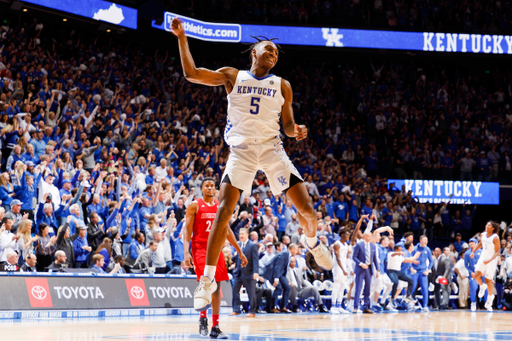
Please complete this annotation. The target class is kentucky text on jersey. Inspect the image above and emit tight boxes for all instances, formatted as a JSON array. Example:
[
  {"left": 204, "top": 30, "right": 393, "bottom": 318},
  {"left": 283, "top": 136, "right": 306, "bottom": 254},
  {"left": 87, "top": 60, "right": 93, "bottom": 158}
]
[{"left": 236, "top": 86, "right": 278, "bottom": 97}]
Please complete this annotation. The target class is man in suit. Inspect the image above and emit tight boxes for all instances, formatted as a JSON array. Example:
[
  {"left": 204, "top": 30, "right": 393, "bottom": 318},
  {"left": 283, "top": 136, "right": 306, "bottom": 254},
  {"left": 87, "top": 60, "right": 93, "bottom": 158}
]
[
  {"left": 170, "top": 260, "right": 194, "bottom": 275},
  {"left": 133, "top": 241, "right": 158, "bottom": 272},
  {"left": 430, "top": 247, "right": 442, "bottom": 309},
  {"left": 287, "top": 257, "right": 328, "bottom": 313},
  {"left": 264, "top": 243, "right": 298, "bottom": 313},
  {"left": 353, "top": 231, "right": 379, "bottom": 313},
  {"left": 20, "top": 254, "right": 37, "bottom": 272},
  {"left": 437, "top": 247, "right": 454, "bottom": 309},
  {"left": 230, "top": 228, "right": 259, "bottom": 317}
]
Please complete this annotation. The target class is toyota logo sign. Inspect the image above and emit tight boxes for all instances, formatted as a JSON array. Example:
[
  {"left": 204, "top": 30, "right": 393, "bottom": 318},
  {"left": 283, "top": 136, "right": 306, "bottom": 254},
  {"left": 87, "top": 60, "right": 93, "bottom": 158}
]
[
  {"left": 130, "top": 286, "right": 145, "bottom": 299},
  {"left": 31, "top": 286, "right": 47, "bottom": 300}
]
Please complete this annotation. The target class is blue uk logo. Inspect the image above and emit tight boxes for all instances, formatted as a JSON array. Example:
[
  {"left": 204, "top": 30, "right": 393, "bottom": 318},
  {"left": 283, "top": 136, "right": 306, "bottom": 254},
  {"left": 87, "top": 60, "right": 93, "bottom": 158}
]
[{"left": 278, "top": 176, "right": 287, "bottom": 186}]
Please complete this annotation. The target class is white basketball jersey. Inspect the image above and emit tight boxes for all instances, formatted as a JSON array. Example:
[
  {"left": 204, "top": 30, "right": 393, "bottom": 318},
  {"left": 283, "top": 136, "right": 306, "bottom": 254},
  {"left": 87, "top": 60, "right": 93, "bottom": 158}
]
[
  {"left": 332, "top": 241, "right": 348, "bottom": 275},
  {"left": 225, "top": 70, "right": 285, "bottom": 146},
  {"left": 481, "top": 232, "right": 498, "bottom": 260}
]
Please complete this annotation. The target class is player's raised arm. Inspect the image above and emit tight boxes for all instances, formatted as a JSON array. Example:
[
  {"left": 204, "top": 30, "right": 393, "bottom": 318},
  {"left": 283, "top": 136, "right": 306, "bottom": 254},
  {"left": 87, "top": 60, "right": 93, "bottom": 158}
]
[
  {"left": 281, "top": 79, "right": 307, "bottom": 140},
  {"left": 170, "top": 18, "right": 237, "bottom": 87}
]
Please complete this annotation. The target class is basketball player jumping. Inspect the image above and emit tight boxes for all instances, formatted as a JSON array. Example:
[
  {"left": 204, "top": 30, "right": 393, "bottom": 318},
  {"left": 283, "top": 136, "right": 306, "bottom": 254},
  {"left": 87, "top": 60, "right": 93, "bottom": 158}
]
[
  {"left": 170, "top": 18, "right": 334, "bottom": 312},
  {"left": 470, "top": 221, "right": 501, "bottom": 312},
  {"left": 183, "top": 178, "right": 247, "bottom": 339}
]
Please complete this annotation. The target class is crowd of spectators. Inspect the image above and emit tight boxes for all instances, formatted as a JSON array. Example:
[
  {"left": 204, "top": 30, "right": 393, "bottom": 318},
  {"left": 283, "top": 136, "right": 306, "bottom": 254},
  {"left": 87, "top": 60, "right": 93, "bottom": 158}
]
[
  {"left": 188, "top": 0, "right": 512, "bottom": 34},
  {"left": 0, "top": 14, "right": 510, "bottom": 307}
]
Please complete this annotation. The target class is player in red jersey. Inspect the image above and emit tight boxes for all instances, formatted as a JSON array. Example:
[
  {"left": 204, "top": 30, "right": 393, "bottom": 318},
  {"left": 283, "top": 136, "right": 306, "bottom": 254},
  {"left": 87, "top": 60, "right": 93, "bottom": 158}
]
[{"left": 183, "top": 177, "right": 247, "bottom": 339}]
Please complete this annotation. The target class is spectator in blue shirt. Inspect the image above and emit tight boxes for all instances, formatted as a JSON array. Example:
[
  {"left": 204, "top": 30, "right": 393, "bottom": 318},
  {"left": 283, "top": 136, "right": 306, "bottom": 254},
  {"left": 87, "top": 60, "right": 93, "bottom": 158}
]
[
  {"left": 68, "top": 203, "right": 86, "bottom": 235},
  {"left": 91, "top": 254, "right": 120, "bottom": 274},
  {"left": 276, "top": 205, "right": 287, "bottom": 241},
  {"left": 453, "top": 233, "right": 466, "bottom": 253},
  {"left": 72, "top": 225, "right": 91, "bottom": 268}
]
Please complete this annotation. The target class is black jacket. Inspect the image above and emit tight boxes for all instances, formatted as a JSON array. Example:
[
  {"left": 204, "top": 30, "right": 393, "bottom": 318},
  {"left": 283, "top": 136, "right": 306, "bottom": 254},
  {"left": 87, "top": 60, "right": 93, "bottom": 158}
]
[
  {"left": 87, "top": 222, "right": 106, "bottom": 251},
  {"left": 55, "top": 221, "right": 79, "bottom": 266}
]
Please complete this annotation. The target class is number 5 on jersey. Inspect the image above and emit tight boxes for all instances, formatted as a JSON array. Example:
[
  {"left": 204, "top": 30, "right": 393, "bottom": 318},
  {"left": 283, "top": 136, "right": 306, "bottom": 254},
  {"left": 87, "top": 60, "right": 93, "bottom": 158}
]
[{"left": 250, "top": 97, "right": 260, "bottom": 115}]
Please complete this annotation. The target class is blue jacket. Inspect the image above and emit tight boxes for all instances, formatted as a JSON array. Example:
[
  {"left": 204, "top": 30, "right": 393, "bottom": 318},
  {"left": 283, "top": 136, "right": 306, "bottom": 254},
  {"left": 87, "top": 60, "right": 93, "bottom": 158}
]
[
  {"left": 68, "top": 213, "right": 86, "bottom": 235},
  {"left": 98, "top": 248, "right": 110, "bottom": 270},
  {"left": 353, "top": 241, "right": 379, "bottom": 276},
  {"left": 464, "top": 248, "right": 483, "bottom": 274},
  {"left": 412, "top": 244, "right": 433, "bottom": 273},
  {"left": 170, "top": 220, "right": 184, "bottom": 262},
  {"left": 263, "top": 250, "right": 290, "bottom": 282},
  {"left": 72, "top": 235, "right": 90, "bottom": 262},
  {"left": 35, "top": 202, "right": 58, "bottom": 235},
  {"left": 401, "top": 249, "right": 413, "bottom": 273},
  {"left": 0, "top": 184, "right": 14, "bottom": 206},
  {"left": 377, "top": 243, "right": 388, "bottom": 273},
  {"left": 17, "top": 172, "right": 42, "bottom": 211}
]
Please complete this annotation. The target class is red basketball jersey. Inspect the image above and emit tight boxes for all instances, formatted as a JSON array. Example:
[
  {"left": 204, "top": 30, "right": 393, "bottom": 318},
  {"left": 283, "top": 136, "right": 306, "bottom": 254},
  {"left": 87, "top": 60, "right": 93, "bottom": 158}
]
[{"left": 191, "top": 198, "right": 218, "bottom": 246}]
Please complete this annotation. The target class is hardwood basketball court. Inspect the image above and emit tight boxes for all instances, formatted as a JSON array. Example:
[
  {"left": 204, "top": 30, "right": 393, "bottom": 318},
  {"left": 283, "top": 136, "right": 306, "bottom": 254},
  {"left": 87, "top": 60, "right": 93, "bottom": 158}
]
[{"left": 2, "top": 311, "right": 512, "bottom": 340}]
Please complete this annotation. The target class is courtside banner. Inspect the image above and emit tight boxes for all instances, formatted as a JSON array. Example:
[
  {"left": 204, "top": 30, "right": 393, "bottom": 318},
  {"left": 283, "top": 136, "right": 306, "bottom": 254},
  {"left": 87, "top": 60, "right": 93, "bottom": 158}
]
[
  {"left": 5, "top": 274, "right": 232, "bottom": 310},
  {"left": 153, "top": 11, "right": 512, "bottom": 54},
  {"left": 388, "top": 179, "right": 499, "bottom": 205}
]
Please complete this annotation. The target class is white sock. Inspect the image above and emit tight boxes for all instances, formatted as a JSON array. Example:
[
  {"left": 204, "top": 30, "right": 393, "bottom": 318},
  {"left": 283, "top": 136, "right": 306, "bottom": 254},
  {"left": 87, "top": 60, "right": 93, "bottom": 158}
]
[
  {"left": 204, "top": 265, "right": 217, "bottom": 281},
  {"left": 306, "top": 236, "right": 318, "bottom": 248}
]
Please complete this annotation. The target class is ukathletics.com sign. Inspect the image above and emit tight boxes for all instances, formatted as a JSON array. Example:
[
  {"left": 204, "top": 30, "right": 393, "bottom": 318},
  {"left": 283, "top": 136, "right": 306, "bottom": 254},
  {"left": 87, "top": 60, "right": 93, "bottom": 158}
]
[
  {"left": 152, "top": 11, "right": 512, "bottom": 55},
  {"left": 389, "top": 179, "right": 499, "bottom": 205},
  {"left": 163, "top": 12, "right": 241, "bottom": 43}
]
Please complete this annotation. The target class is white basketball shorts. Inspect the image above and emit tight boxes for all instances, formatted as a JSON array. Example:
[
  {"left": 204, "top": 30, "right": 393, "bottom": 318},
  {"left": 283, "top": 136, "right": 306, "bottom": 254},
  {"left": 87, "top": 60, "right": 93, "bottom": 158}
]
[
  {"left": 475, "top": 257, "right": 498, "bottom": 280},
  {"left": 222, "top": 137, "right": 303, "bottom": 195}
]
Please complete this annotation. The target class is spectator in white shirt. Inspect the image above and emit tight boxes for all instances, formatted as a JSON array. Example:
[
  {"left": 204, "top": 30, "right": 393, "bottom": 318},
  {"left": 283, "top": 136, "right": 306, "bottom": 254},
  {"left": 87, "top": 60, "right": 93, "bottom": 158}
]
[
  {"left": 0, "top": 217, "right": 20, "bottom": 262},
  {"left": 155, "top": 159, "right": 168, "bottom": 182},
  {"left": 454, "top": 254, "right": 469, "bottom": 308}
]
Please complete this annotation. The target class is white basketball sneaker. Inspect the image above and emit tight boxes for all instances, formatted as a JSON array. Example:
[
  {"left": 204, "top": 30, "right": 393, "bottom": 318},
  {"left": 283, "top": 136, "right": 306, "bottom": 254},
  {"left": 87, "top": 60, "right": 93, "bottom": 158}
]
[
  {"left": 307, "top": 239, "right": 334, "bottom": 270},
  {"left": 478, "top": 283, "right": 487, "bottom": 298},
  {"left": 471, "top": 302, "right": 477, "bottom": 312},
  {"left": 338, "top": 307, "right": 350, "bottom": 314},
  {"left": 330, "top": 307, "right": 340, "bottom": 314},
  {"left": 485, "top": 294, "right": 495, "bottom": 312},
  {"left": 194, "top": 276, "right": 217, "bottom": 312}
]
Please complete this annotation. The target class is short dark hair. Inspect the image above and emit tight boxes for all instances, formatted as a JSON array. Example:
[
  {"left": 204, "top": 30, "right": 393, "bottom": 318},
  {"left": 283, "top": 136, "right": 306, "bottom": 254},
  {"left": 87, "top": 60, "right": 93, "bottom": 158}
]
[
  {"left": 114, "top": 255, "right": 124, "bottom": 262},
  {"left": 274, "top": 242, "right": 282, "bottom": 249},
  {"left": 242, "top": 36, "right": 282, "bottom": 63},
  {"left": 404, "top": 241, "right": 413, "bottom": 250},
  {"left": 338, "top": 228, "right": 350, "bottom": 236},
  {"left": 201, "top": 177, "right": 216, "bottom": 187},
  {"left": 403, "top": 232, "right": 414, "bottom": 239},
  {"left": 394, "top": 245, "right": 402, "bottom": 251}
]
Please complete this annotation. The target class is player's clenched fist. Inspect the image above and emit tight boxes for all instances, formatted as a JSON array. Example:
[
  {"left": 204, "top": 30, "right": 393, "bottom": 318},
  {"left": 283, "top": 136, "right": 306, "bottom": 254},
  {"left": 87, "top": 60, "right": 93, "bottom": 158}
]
[
  {"left": 171, "top": 17, "right": 185, "bottom": 37},
  {"left": 294, "top": 124, "right": 308, "bottom": 141}
]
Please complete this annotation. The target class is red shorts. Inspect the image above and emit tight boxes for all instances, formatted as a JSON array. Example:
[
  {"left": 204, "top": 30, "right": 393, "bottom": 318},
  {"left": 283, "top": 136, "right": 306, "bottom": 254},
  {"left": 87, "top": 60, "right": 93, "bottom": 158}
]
[{"left": 192, "top": 243, "right": 229, "bottom": 282}]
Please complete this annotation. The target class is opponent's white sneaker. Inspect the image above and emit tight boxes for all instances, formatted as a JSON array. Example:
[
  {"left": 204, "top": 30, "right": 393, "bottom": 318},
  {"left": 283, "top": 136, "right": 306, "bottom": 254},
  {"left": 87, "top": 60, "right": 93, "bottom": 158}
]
[
  {"left": 307, "top": 240, "right": 334, "bottom": 270},
  {"left": 485, "top": 294, "right": 495, "bottom": 312},
  {"left": 478, "top": 283, "right": 487, "bottom": 298},
  {"left": 471, "top": 302, "right": 477, "bottom": 312},
  {"left": 194, "top": 276, "right": 217, "bottom": 312},
  {"left": 330, "top": 307, "right": 340, "bottom": 314}
]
